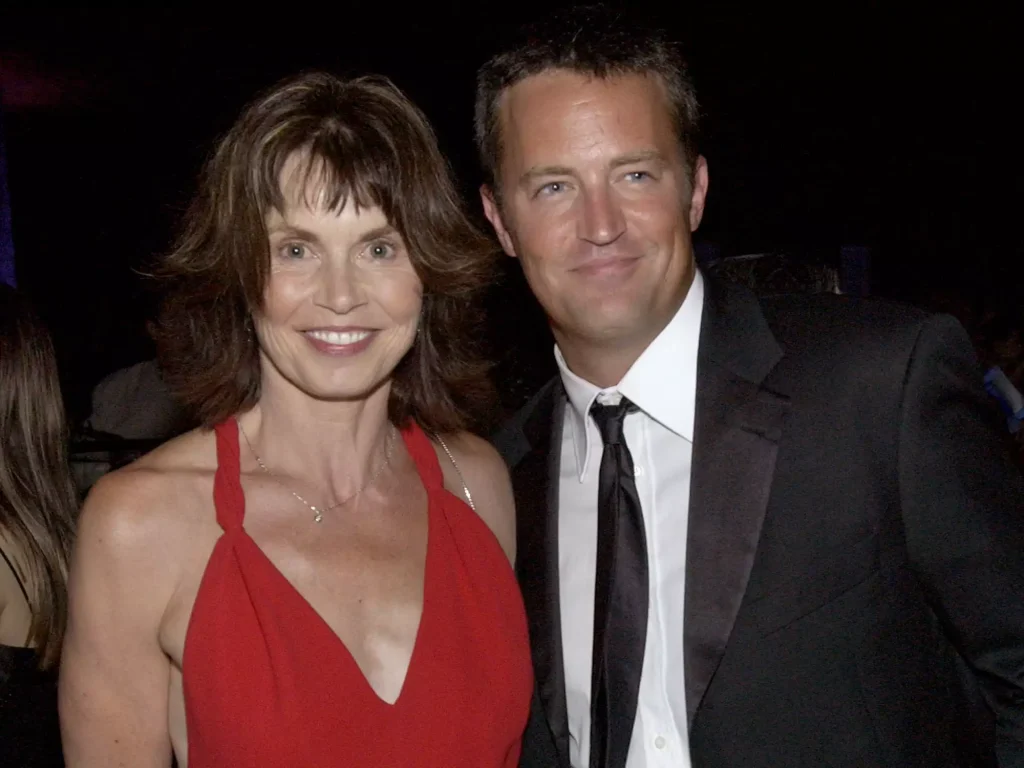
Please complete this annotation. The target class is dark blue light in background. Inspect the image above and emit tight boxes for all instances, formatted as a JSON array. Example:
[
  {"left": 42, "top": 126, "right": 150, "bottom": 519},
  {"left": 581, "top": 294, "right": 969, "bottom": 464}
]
[{"left": 0, "top": 91, "right": 15, "bottom": 287}]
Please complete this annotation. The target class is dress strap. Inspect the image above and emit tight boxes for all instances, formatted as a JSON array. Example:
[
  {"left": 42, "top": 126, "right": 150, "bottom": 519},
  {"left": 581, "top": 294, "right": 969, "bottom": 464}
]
[
  {"left": 0, "top": 544, "right": 30, "bottom": 605},
  {"left": 434, "top": 434, "right": 475, "bottom": 511},
  {"left": 213, "top": 419, "right": 246, "bottom": 531},
  {"left": 401, "top": 421, "right": 445, "bottom": 493}
]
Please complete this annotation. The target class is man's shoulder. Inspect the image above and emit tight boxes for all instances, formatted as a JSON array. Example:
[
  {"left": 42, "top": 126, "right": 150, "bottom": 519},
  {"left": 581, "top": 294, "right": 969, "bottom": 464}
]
[
  {"left": 760, "top": 291, "right": 928, "bottom": 334},
  {"left": 757, "top": 291, "right": 939, "bottom": 361}
]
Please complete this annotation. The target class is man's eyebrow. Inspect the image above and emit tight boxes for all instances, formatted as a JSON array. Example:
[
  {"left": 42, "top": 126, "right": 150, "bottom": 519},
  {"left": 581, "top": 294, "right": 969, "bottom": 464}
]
[
  {"left": 518, "top": 151, "right": 667, "bottom": 186},
  {"left": 609, "top": 150, "right": 667, "bottom": 168},
  {"left": 519, "top": 165, "right": 577, "bottom": 185}
]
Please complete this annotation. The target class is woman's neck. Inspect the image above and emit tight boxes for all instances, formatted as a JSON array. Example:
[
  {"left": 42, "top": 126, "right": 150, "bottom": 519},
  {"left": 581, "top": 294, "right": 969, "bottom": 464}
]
[{"left": 236, "top": 375, "right": 396, "bottom": 502}]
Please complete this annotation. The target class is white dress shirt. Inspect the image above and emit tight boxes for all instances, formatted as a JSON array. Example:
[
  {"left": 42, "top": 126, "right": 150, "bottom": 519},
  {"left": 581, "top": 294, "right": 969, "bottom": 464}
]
[{"left": 556, "top": 271, "right": 704, "bottom": 768}]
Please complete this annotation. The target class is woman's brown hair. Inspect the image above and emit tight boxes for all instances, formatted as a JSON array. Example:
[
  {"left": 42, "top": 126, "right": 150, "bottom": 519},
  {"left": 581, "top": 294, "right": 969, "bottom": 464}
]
[
  {"left": 0, "top": 284, "right": 77, "bottom": 669},
  {"left": 153, "top": 72, "right": 497, "bottom": 432}
]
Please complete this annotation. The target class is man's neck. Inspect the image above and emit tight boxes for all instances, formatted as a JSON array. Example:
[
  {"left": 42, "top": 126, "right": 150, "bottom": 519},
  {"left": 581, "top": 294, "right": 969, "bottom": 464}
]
[
  {"left": 553, "top": 275, "right": 697, "bottom": 388},
  {"left": 554, "top": 331, "right": 659, "bottom": 389}
]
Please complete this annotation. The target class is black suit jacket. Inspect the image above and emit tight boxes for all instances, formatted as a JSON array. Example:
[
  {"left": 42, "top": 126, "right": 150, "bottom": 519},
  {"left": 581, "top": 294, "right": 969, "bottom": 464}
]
[{"left": 494, "top": 278, "right": 1024, "bottom": 768}]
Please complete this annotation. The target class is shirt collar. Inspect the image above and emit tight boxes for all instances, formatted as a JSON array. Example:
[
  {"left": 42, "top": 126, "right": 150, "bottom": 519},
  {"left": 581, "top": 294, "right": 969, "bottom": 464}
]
[{"left": 555, "top": 270, "right": 705, "bottom": 481}]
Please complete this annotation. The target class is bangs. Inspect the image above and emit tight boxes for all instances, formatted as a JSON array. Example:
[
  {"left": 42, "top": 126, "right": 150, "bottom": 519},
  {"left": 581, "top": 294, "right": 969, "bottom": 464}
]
[
  {"left": 156, "top": 72, "right": 497, "bottom": 433},
  {"left": 251, "top": 123, "right": 401, "bottom": 222}
]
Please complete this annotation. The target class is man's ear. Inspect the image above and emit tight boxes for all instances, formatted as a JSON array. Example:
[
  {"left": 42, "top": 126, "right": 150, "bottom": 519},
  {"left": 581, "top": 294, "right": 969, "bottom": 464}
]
[
  {"left": 481, "top": 185, "right": 518, "bottom": 258},
  {"left": 687, "top": 155, "right": 709, "bottom": 232}
]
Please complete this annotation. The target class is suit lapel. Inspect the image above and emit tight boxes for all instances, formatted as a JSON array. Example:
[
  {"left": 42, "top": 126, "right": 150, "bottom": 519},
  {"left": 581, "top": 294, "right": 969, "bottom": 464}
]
[
  {"left": 513, "top": 382, "right": 571, "bottom": 766},
  {"left": 684, "top": 279, "right": 790, "bottom": 725}
]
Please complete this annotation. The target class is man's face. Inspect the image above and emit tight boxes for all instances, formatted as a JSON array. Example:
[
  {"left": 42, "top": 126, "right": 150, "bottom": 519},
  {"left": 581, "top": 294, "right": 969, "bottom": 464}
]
[{"left": 482, "top": 70, "right": 708, "bottom": 358}]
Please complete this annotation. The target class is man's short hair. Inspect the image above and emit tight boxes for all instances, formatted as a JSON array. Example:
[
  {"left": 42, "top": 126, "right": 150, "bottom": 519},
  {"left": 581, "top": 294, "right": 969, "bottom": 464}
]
[{"left": 474, "top": 4, "right": 700, "bottom": 188}]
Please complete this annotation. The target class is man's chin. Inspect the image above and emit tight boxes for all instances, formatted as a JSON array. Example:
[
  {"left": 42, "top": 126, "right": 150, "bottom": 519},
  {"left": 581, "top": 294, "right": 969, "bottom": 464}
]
[{"left": 573, "top": 301, "right": 647, "bottom": 334}]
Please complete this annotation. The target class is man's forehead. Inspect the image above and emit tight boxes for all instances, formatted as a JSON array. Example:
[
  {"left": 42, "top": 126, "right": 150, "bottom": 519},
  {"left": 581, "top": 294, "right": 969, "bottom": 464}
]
[
  {"left": 498, "top": 71, "right": 675, "bottom": 161},
  {"left": 501, "top": 69, "right": 666, "bottom": 114},
  {"left": 499, "top": 71, "right": 672, "bottom": 148}
]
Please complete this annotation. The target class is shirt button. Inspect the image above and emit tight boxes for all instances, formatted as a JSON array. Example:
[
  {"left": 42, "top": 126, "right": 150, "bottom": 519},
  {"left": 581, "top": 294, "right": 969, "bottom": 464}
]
[
  {"left": 654, "top": 736, "right": 666, "bottom": 749},
  {"left": 634, "top": 465, "right": 644, "bottom": 477}
]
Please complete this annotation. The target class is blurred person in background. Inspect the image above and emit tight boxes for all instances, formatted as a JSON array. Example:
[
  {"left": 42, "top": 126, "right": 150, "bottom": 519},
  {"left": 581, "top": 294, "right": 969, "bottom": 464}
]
[
  {"left": 920, "top": 288, "right": 1023, "bottom": 470},
  {"left": 1, "top": 283, "right": 77, "bottom": 767},
  {"left": 705, "top": 251, "right": 842, "bottom": 296}
]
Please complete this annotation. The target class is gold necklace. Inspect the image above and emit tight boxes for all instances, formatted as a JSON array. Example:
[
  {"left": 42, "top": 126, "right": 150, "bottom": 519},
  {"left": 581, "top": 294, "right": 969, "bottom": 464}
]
[{"left": 238, "top": 422, "right": 396, "bottom": 523}]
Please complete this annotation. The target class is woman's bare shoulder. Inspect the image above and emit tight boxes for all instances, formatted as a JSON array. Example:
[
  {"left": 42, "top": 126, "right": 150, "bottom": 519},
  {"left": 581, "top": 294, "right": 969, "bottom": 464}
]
[
  {"left": 78, "top": 426, "right": 220, "bottom": 560},
  {"left": 130, "top": 424, "right": 219, "bottom": 475},
  {"left": 432, "top": 431, "right": 516, "bottom": 563}
]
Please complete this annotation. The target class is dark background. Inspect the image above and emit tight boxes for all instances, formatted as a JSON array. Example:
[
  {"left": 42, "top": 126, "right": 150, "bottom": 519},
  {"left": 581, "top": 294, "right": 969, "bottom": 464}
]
[{"left": 1, "top": 3, "right": 1019, "bottom": 422}]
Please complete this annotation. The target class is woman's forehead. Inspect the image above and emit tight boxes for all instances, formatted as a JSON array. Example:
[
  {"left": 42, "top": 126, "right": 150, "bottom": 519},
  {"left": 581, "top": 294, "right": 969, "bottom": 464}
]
[{"left": 273, "top": 151, "right": 382, "bottom": 219}]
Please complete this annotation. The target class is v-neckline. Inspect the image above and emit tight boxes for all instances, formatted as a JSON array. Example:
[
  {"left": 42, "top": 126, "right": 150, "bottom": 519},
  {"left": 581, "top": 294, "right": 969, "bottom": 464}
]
[
  {"left": 233, "top": 424, "right": 434, "bottom": 709},
  {"left": 237, "top": 501, "right": 430, "bottom": 712},
  {"left": 238, "top": 502, "right": 432, "bottom": 709}
]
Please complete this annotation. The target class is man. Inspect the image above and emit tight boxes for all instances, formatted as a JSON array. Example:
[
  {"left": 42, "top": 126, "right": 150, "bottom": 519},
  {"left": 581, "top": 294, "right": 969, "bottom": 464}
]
[{"left": 476, "top": 5, "right": 1024, "bottom": 767}]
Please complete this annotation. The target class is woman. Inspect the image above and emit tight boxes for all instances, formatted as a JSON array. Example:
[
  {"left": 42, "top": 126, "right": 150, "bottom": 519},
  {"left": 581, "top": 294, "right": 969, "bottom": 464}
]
[
  {"left": 1, "top": 283, "right": 77, "bottom": 767},
  {"left": 59, "top": 72, "right": 532, "bottom": 767}
]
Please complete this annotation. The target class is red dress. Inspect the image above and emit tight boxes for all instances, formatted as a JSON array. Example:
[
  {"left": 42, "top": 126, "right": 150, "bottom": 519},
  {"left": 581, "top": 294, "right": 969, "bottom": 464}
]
[{"left": 182, "top": 419, "right": 533, "bottom": 767}]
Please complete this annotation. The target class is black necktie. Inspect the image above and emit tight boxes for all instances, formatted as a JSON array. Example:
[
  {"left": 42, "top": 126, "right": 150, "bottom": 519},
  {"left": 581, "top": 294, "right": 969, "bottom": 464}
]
[{"left": 588, "top": 398, "right": 648, "bottom": 768}]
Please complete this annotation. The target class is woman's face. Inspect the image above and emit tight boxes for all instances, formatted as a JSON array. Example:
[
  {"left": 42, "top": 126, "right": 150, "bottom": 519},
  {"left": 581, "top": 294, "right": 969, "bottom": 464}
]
[{"left": 254, "top": 154, "right": 423, "bottom": 404}]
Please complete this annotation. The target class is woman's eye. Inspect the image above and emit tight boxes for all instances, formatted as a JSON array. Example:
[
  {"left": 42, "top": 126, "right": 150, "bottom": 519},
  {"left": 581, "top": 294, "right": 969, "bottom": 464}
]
[{"left": 369, "top": 242, "right": 395, "bottom": 260}]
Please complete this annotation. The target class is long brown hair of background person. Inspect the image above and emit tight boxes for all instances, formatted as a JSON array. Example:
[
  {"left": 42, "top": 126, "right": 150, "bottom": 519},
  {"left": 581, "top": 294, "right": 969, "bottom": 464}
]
[{"left": 0, "top": 283, "right": 77, "bottom": 668}]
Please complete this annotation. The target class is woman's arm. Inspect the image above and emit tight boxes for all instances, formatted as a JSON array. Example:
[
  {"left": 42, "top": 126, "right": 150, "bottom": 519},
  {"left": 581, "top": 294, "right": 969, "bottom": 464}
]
[{"left": 59, "top": 471, "right": 178, "bottom": 767}]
